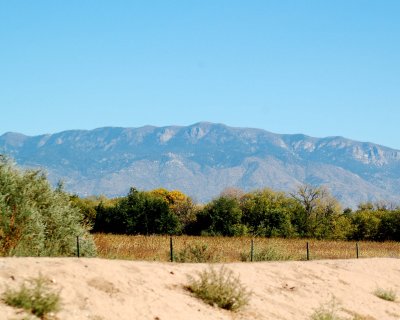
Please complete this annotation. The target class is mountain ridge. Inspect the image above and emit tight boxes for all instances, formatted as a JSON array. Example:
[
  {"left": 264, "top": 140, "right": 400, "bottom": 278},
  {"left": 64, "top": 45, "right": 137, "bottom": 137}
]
[{"left": 1, "top": 122, "right": 400, "bottom": 207}]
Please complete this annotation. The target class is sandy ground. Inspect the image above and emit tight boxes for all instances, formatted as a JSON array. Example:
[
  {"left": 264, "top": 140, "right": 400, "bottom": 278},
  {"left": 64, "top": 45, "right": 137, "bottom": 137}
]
[{"left": 0, "top": 258, "right": 399, "bottom": 320}]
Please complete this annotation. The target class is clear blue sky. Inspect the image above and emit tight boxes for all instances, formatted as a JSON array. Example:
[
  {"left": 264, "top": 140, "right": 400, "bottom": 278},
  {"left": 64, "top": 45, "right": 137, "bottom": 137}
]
[{"left": 1, "top": 1, "right": 399, "bottom": 149}]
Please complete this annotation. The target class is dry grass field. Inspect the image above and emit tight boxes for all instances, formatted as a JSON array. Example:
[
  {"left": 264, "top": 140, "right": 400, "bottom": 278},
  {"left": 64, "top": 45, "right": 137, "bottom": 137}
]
[{"left": 93, "top": 234, "right": 400, "bottom": 262}]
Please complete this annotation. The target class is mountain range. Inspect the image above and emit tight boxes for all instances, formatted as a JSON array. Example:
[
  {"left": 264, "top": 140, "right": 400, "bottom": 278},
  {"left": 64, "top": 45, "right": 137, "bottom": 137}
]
[{"left": 1, "top": 122, "right": 400, "bottom": 207}]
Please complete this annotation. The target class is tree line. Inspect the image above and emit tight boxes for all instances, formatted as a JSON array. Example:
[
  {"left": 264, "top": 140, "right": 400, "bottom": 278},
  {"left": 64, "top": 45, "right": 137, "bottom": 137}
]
[
  {"left": 76, "top": 185, "right": 400, "bottom": 241},
  {"left": 1, "top": 156, "right": 399, "bottom": 258}
]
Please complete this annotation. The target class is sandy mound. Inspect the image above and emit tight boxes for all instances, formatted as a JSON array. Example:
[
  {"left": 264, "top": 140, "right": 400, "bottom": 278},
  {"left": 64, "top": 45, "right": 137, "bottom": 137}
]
[{"left": 0, "top": 258, "right": 399, "bottom": 320}]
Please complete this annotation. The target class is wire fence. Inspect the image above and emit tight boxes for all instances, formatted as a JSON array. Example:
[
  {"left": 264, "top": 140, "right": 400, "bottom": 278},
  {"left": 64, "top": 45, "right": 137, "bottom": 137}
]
[{"left": 91, "top": 234, "right": 400, "bottom": 262}]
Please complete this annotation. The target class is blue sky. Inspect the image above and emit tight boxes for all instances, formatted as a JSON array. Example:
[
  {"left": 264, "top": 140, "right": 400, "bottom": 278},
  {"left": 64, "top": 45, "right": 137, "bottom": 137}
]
[{"left": 1, "top": 1, "right": 399, "bottom": 149}]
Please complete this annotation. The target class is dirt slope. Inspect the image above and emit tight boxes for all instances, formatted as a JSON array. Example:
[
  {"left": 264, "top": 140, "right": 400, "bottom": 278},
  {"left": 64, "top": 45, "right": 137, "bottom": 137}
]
[{"left": 0, "top": 258, "right": 399, "bottom": 320}]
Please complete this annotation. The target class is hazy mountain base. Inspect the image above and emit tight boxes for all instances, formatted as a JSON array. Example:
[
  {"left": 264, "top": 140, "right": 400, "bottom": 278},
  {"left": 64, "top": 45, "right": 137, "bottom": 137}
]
[{"left": 1, "top": 122, "right": 400, "bottom": 207}]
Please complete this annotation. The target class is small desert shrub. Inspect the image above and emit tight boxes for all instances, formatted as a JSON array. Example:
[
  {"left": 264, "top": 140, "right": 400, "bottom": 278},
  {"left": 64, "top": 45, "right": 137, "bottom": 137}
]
[
  {"left": 187, "top": 265, "right": 250, "bottom": 311},
  {"left": 374, "top": 287, "right": 396, "bottom": 301},
  {"left": 350, "top": 315, "right": 375, "bottom": 320},
  {"left": 311, "top": 310, "right": 340, "bottom": 320},
  {"left": 241, "top": 245, "right": 292, "bottom": 262},
  {"left": 175, "top": 243, "right": 220, "bottom": 263},
  {"left": 2, "top": 275, "right": 61, "bottom": 319},
  {"left": 310, "top": 297, "right": 342, "bottom": 320}
]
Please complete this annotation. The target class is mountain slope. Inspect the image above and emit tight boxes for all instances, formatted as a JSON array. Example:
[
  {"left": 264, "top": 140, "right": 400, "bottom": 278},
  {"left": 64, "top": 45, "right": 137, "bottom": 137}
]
[{"left": 1, "top": 122, "right": 400, "bottom": 207}]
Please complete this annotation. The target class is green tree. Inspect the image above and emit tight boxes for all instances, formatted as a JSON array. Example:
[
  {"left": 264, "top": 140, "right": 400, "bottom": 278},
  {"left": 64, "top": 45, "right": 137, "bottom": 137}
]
[
  {"left": 94, "top": 188, "right": 180, "bottom": 235},
  {"left": 377, "top": 209, "right": 400, "bottom": 241},
  {"left": 70, "top": 195, "right": 98, "bottom": 228},
  {"left": 195, "top": 196, "right": 245, "bottom": 236},
  {"left": 241, "top": 189, "right": 295, "bottom": 237},
  {"left": 350, "top": 206, "right": 383, "bottom": 240},
  {"left": 150, "top": 188, "right": 196, "bottom": 233},
  {"left": 290, "top": 184, "right": 346, "bottom": 239}
]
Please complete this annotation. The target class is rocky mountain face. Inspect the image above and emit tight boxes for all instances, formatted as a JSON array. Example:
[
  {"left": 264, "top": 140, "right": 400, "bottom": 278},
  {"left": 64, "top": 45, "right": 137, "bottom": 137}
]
[{"left": 1, "top": 122, "right": 400, "bottom": 207}]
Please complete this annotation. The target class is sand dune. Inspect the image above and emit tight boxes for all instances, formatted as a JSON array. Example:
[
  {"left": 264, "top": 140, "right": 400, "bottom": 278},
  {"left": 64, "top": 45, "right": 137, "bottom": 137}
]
[{"left": 0, "top": 257, "right": 399, "bottom": 320}]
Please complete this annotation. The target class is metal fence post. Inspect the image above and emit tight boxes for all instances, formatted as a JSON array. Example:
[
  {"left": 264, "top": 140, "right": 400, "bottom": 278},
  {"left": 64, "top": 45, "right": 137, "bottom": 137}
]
[
  {"left": 170, "top": 236, "right": 174, "bottom": 262},
  {"left": 76, "top": 236, "right": 80, "bottom": 258},
  {"left": 250, "top": 239, "right": 254, "bottom": 262},
  {"left": 356, "top": 242, "right": 359, "bottom": 259},
  {"left": 306, "top": 241, "right": 310, "bottom": 261}
]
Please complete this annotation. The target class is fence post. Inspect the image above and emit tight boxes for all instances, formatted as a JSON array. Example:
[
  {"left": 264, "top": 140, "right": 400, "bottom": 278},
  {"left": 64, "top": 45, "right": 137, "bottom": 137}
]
[
  {"left": 306, "top": 242, "right": 310, "bottom": 261},
  {"left": 250, "top": 239, "right": 254, "bottom": 262},
  {"left": 170, "top": 236, "right": 174, "bottom": 262},
  {"left": 76, "top": 236, "right": 80, "bottom": 258},
  {"left": 356, "top": 242, "right": 359, "bottom": 259}
]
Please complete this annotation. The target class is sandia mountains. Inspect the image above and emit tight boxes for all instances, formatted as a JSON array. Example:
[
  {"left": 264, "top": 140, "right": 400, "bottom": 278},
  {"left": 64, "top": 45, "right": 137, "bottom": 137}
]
[{"left": 1, "top": 122, "right": 400, "bottom": 207}]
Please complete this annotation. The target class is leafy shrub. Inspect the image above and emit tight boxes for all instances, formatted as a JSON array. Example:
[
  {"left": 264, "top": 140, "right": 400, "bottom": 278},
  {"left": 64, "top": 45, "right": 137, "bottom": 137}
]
[
  {"left": 2, "top": 275, "right": 61, "bottom": 319},
  {"left": 174, "top": 243, "right": 220, "bottom": 263},
  {"left": 187, "top": 266, "right": 250, "bottom": 311},
  {"left": 0, "top": 158, "right": 96, "bottom": 257},
  {"left": 374, "top": 288, "right": 396, "bottom": 301}
]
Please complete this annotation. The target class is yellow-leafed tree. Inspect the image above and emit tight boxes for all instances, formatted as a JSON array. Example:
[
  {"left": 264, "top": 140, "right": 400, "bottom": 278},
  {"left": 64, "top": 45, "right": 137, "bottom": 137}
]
[{"left": 150, "top": 188, "right": 196, "bottom": 232}]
